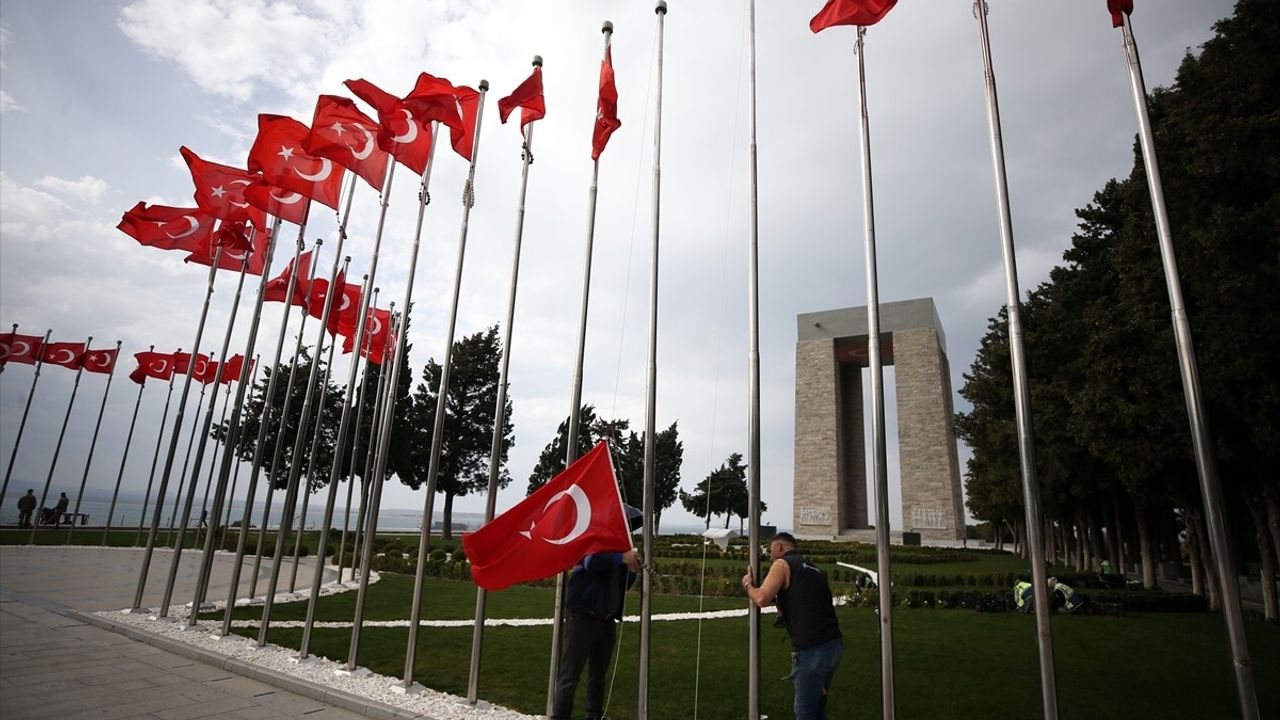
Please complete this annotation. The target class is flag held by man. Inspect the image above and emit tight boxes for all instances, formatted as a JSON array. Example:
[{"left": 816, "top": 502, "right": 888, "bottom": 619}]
[{"left": 464, "top": 442, "right": 632, "bottom": 591}]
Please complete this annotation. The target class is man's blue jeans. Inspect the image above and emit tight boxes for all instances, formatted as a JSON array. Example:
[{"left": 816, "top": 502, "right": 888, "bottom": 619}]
[{"left": 792, "top": 638, "right": 843, "bottom": 720}]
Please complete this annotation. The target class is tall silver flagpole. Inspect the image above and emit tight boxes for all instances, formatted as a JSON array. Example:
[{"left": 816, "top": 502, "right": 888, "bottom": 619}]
[
  {"left": 29, "top": 334, "right": 92, "bottom": 543},
  {"left": 348, "top": 316, "right": 392, "bottom": 584},
  {"left": 67, "top": 340, "right": 123, "bottom": 543},
  {"left": 638, "top": 3, "right": 667, "bottom": 716},
  {"left": 222, "top": 354, "right": 263, "bottom": 531},
  {"left": 132, "top": 245, "right": 224, "bottom": 612},
  {"left": 167, "top": 377, "right": 210, "bottom": 545},
  {"left": 972, "top": 4, "right": 1056, "bottom": 717},
  {"left": 250, "top": 235, "right": 319, "bottom": 599},
  {"left": 544, "top": 25, "right": 612, "bottom": 713},
  {"left": 299, "top": 272, "right": 371, "bottom": 657},
  {"left": 159, "top": 253, "right": 252, "bottom": 619},
  {"left": 1, "top": 328, "right": 52, "bottom": 509},
  {"left": 136, "top": 368, "right": 177, "bottom": 546},
  {"left": 1119, "top": 14, "right": 1258, "bottom": 717},
  {"left": 853, "top": 26, "right": 896, "bottom": 718},
  {"left": 338, "top": 287, "right": 381, "bottom": 578},
  {"left": 221, "top": 229, "right": 309, "bottom": 633},
  {"left": 289, "top": 260, "right": 349, "bottom": 593},
  {"left": 745, "top": 0, "right": 762, "bottom": 714},
  {"left": 403, "top": 94, "right": 487, "bottom": 692},
  {"left": 104, "top": 346, "right": 151, "bottom": 544},
  {"left": 469, "top": 59, "right": 538, "bottom": 702},
  {"left": 344, "top": 308, "right": 400, "bottom": 673},
  {"left": 258, "top": 236, "right": 352, "bottom": 645},
  {"left": 197, "top": 379, "right": 234, "bottom": 541}
]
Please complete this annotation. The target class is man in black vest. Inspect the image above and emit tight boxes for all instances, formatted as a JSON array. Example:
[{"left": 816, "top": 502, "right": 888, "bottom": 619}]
[{"left": 743, "top": 532, "right": 843, "bottom": 720}]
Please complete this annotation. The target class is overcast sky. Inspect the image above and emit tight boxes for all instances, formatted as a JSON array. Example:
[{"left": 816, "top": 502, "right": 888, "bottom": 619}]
[{"left": 0, "top": 0, "right": 1235, "bottom": 532}]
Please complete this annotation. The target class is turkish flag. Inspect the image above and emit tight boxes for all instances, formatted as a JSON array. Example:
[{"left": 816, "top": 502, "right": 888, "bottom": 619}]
[
  {"left": 463, "top": 442, "right": 632, "bottom": 591},
  {"left": 345, "top": 77, "right": 434, "bottom": 175},
  {"left": 173, "top": 351, "right": 211, "bottom": 377},
  {"left": 0, "top": 333, "right": 44, "bottom": 366},
  {"left": 249, "top": 115, "right": 346, "bottom": 211},
  {"left": 195, "top": 360, "right": 220, "bottom": 385},
  {"left": 133, "top": 351, "right": 176, "bottom": 382},
  {"left": 129, "top": 366, "right": 147, "bottom": 385},
  {"left": 180, "top": 147, "right": 267, "bottom": 230},
  {"left": 211, "top": 220, "right": 254, "bottom": 252},
  {"left": 184, "top": 226, "right": 270, "bottom": 275},
  {"left": 306, "top": 95, "right": 391, "bottom": 191},
  {"left": 264, "top": 249, "right": 314, "bottom": 307},
  {"left": 497, "top": 67, "right": 545, "bottom": 130},
  {"left": 117, "top": 202, "right": 216, "bottom": 252},
  {"left": 452, "top": 86, "right": 482, "bottom": 162},
  {"left": 810, "top": 0, "right": 897, "bottom": 32},
  {"left": 244, "top": 178, "right": 310, "bottom": 226},
  {"left": 81, "top": 347, "right": 118, "bottom": 375},
  {"left": 42, "top": 341, "right": 86, "bottom": 370},
  {"left": 218, "top": 354, "right": 253, "bottom": 384},
  {"left": 306, "top": 271, "right": 347, "bottom": 335},
  {"left": 593, "top": 48, "right": 621, "bottom": 160},
  {"left": 327, "top": 281, "right": 363, "bottom": 337},
  {"left": 342, "top": 306, "right": 391, "bottom": 363},
  {"left": 1108, "top": 0, "right": 1134, "bottom": 27}
]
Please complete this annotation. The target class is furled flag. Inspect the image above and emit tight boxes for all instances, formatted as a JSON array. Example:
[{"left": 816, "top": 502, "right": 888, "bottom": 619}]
[
  {"left": 180, "top": 147, "right": 267, "bottom": 230},
  {"left": 173, "top": 351, "right": 211, "bottom": 376},
  {"left": 249, "top": 115, "right": 346, "bottom": 211},
  {"left": 42, "top": 341, "right": 86, "bottom": 370},
  {"left": 218, "top": 354, "right": 252, "bottom": 384},
  {"left": 1108, "top": 0, "right": 1134, "bottom": 28},
  {"left": 305, "top": 95, "right": 392, "bottom": 191},
  {"left": 184, "top": 226, "right": 270, "bottom": 275},
  {"left": 81, "top": 347, "right": 118, "bottom": 375},
  {"left": 342, "top": 306, "right": 391, "bottom": 363},
  {"left": 345, "top": 77, "right": 435, "bottom": 175},
  {"left": 463, "top": 442, "right": 632, "bottom": 591},
  {"left": 131, "top": 351, "right": 176, "bottom": 384},
  {"left": 117, "top": 203, "right": 216, "bottom": 252},
  {"left": 810, "top": 0, "right": 897, "bottom": 33},
  {"left": 403, "top": 72, "right": 473, "bottom": 158},
  {"left": 452, "top": 85, "right": 483, "bottom": 162},
  {"left": 244, "top": 177, "right": 310, "bottom": 226},
  {"left": 0, "top": 333, "right": 44, "bottom": 367},
  {"left": 593, "top": 48, "right": 622, "bottom": 160},
  {"left": 497, "top": 66, "right": 545, "bottom": 129},
  {"left": 212, "top": 220, "right": 254, "bottom": 252},
  {"left": 326, "top": 281, "right": 363, "bottom": 338},
  {"left": 264, "top": 249, "right": 314, "bottom": 307}
]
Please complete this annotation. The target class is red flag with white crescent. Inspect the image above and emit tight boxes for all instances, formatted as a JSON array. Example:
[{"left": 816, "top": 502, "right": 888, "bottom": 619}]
[
  {"left": 342, "top": 306, "right": 391, "bottom": 363},
  {"left": 244, "top": 178, "right": 310, "bottom": 226},
  {"left": 133, "top": 351, "right": 176, "bottom": 382},
  {"left": 305, "top": 271, "right": 347, "bottom": 336},
  {"left": 263, "top": 249, "right": 314, "bottom": 307},
  {"left": 345, "top": 77, "right": 434, "bottom": 175},
  {"left": 218, "top": 354, "right": 253, "bottom": 384},
  {"left": 305, "top": 95, "right": 391, "bottom": 192},
  {"left": 463, "top": 442, "right": 632, "bottom": 591},
  {"left": 593, "top": 48, "right": 621, "bottom": 160},
  {"left": 117, "top": 202, "right": 216, "bottom": 252},
  {"left": 809, "top": 0, "right": 897, "bottom": 33},
  {"left": 249, "top": 115, "right": 346, "bottom": 211},
  {"left": 180, "top": 147, "right": 267, "bottom": 230},
  {"left": 327, "top": 282, "right": 363, "bottom": 338},
  {"left": 0, "top": 333, "right": 45, "bottom": 366},
  {"left": 173, "top": 351, "right": 211, "bottom": 377},
  {"left": 42, "top": 341, "right": 87, "bottom": 370},
  {"left": 497, "top": 66, "right": 546, "bottom": 129},
  {"left": 183, "top": 226, "right": 270, "bottom": 276},
  {"left": 81, "top": 347, "right": 118, "bottom": 375}
]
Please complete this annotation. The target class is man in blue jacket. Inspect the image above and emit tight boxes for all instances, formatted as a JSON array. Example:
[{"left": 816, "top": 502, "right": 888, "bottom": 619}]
[{"left": 550, "top": 548, "right": 640, "bottom": 720}]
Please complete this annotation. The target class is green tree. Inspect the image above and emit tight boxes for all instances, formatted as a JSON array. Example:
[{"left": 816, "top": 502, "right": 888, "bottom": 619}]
[
  {"left": 526, "top": 405, "right": 626, "bottom": 494},
  {"left": 679, "top": 452, "right": 764, "bottom": 533}
]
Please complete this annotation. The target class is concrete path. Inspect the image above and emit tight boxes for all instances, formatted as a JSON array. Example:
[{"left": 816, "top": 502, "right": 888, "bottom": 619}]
[{"left": 0, "top": 546, "right": 404, "bottom": 720}]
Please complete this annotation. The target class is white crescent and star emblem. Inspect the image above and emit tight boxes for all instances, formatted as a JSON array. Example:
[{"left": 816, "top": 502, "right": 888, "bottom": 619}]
[
  {"left": 12, "top": 341, "right": 30, "bottom": 358},
  {"left": 225, "top": 248, "right": 249, "bottom": 261},
  {"left": 210, "top": 185, "right": 227, "bottom": 199},
  {"left": 277, "top": 145, "right": 296, "bottom": 163},
  {"left": 338, "top": 293, "right": 352, "bottom": 312},
  {"left": 294, "top": 157, "right": 333, "bottom": 183},
  {"left": 366, "top": 315, "right": 382, "bottom": 336},
  {"left": 229, "top": 179, "right": 252, "bottom": 209},
  {"left": 52, "top": 349, "right": 77, "bottom": 364},
  {"left": 270, "top": 190, "right": 305, "bottom": 205},
  {"left": 351, "top": 125, "right": 376, "bottom": 160},
  {"left": 392, "top": 109, "right": 418, "bottom": 144},
  {"left": 166, "top": 215, "right": 201, "bottom": 239},
  {"left": 195, "top": 359, "right": 208, "bottom": 375},
  {"left": 329, "top": 122, "right": 346, "bottom": 137},
  {"left": 89, "top": 353, "right": 109, "bottom": 368},
  {"left": 518, "top": 484, "right": 593, "bottom": 545},
  {"left": 150, "top": 359, "right": 169, "bottom": 374}
]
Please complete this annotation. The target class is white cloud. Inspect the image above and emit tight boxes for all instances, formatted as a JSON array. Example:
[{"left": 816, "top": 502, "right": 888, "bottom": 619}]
[
  {"left": 0, "top": 90, "right": 21, "bottom": 113},
  {"left": 33, "top": 175, "right": 109, "bottom": 204}
]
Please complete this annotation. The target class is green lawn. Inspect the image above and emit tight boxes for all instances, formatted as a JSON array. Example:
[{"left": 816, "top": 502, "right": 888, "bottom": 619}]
[{"left": 222, "top": 572, "right": 1280, "bottom": 720}]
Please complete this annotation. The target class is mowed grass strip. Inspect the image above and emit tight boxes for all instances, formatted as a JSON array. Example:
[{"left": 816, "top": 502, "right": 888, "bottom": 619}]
[{"left": 230, "top": 572, "right": 1280, "bottom": 720}]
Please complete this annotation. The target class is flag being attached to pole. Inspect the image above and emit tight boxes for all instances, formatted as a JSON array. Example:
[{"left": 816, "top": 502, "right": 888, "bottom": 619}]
[{"left": 463, "top": 442, "right": 632, "bottom": 591}]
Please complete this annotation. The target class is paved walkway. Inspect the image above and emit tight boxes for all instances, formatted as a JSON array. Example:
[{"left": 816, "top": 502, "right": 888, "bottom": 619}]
[{"left": 0, "top": 546, "right": 403, "bottom": 720}]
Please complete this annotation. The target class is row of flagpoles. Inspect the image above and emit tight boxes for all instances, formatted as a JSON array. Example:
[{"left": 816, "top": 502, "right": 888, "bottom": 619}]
[{"left": 0, "top": 1, "right": 1259, "bottom": 718}]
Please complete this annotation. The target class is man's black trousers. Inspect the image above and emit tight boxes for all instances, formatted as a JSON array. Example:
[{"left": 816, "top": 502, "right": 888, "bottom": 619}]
[{"left": 551, "top": 614, "right": 617, "bottom": 720}]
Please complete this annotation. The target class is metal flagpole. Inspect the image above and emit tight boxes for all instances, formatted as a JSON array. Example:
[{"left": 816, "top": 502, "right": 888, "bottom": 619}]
[
  {"left": 104, "top": 346, "right": 150, "bottom": 544},
  {"left": 336, "top": 288, "right": 379, "bottom": 578},
  {"left": 250, "top": 237, "right": 319, "bottom": 599},
  {"left": 853, "top": 26, "right": 896, "bottom": 718},
  {"left": 1119, "top": 14, "right": 1258, "bottom": 718},
  {"left": 638, "top": 3, "right": 667, "bottom": 716},
  {"left": 544, "top": 25, "right": 612, "bottom": 713},
  {"left": 258, "top": 235, "right": 352, "bottom": 646},
  {"left": 404, "top": 97, "right": 487, "bottom": 692},
  {"left": 745, "top": 1, "right": 763, "bottom": 715},
  {"left": 136, "top": 369, "right": 177, "bottom": 546},
  {"left": 347, "top": 317, "right": 391, "bottom": 584},
  {"left": 159, "top": 254, "right": 252, "bottom": 619},
  {"left": 131, "top": 246, "right": 223, "bottom": 612},
  {"left": 223, "top": 354, "right": 263, "bottom": 531},
  {"left": 344, "top": 308, "right": 400, "bottom": 673},
  {"left": 67, "top": 340, "right": 123, "bottom": 543},
  {"left": 197, "top": 379, "right": 234, "bottom": 543},
  {"left": 1, "top": 328, "right": 52, "bottom": 509},
  {"left": 972, "top": 4, "right": 1056, "bottom": 716},
  {"left": 221, "top": 229, "right": 308, "bottom": 634},
  {"left": 29, "top": 334, "right": 92, "bottom": 543},
  {"left": 469, "top": 60, "right": 538, "bottom": 700},
  {"left": 289, "top": 260, "right": 349, "bottom": 593},
  {"left": 167, "top": 358, "right": 211, "bottom": 547},
  {"left": 299, "top": 273, "right": 371, "bottom": 657}
]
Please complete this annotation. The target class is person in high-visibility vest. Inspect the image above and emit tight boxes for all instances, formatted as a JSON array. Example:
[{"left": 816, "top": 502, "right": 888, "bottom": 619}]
[
  {"left": 1049, "top": 577, "right": 1087, "bottom": 613},
  {"left": 1013, "top": 580, "right": 1035, "bottom": 613}
]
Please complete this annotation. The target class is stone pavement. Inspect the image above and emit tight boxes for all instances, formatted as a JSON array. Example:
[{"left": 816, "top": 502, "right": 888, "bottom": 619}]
[{"left": 0, "top": 546, "right": 413, "bottom": 720}]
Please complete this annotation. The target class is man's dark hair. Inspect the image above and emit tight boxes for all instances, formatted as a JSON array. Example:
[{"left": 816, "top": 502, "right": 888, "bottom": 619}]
[{"left": 773, "top": 532, "right": 797, "bottom": 549}]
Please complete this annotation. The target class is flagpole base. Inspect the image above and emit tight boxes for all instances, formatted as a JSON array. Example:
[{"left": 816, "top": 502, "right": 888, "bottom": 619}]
[
  {"left": 335, "top": 667, "right": 371, "bottom": 678},
  {"left": 392, "top": 682, "right": 427, "bottom": 696}
]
